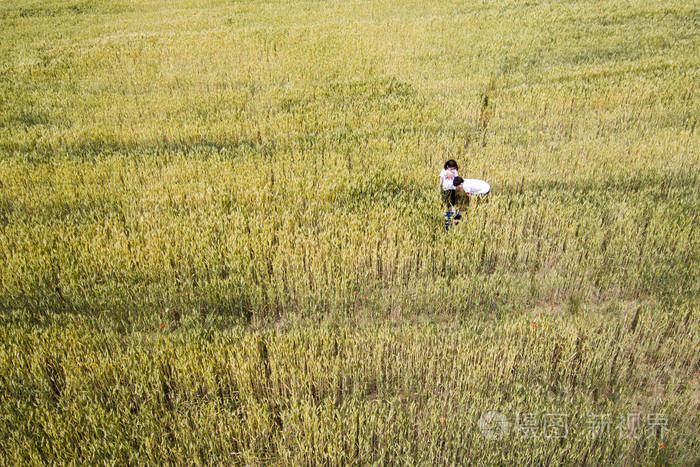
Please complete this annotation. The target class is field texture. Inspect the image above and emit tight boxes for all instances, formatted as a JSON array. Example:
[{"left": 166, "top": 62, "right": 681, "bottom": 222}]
[{"left": 1, "top": 0, "right": 699, "bottom": 464}]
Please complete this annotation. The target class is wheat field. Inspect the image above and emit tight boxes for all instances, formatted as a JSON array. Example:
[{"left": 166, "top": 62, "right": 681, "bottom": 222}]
[{"left": 0, "top": 0, "right": 698, "bottom": 464}]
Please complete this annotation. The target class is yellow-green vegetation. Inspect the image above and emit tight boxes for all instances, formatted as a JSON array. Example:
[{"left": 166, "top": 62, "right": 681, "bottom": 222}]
[{"left": 1, "top": 0, "right": 698, "bottom": 463}]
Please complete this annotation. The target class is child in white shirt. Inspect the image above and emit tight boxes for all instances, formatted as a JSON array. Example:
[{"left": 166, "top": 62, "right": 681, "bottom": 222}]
[
  {"left": 439, "top": 159, "right": 459, "bottom": 206},
  {"left": 440, "top": 160, "right": 459, "bottom": 231}
]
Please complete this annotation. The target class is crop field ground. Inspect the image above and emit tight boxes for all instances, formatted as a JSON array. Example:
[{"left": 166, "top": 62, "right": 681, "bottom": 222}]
[{"left": 0, "top": 0, "right": 698, "bottom": 464}]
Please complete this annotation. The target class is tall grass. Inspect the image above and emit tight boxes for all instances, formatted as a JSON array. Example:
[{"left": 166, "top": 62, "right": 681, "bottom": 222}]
[{"left": 0, "top": 0, "right": 698, "bottom": 463}]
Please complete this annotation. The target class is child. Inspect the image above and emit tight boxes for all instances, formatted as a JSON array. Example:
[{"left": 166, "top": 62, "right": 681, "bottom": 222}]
[
  {"left": 444, "top": 208, "right": 463, "bottom": 231},
  {"left": 439, "top": 159, "right": 459, "bottom": 208},
  {"left": 439, "top": 160, "right": 460, "bottom": 231}
]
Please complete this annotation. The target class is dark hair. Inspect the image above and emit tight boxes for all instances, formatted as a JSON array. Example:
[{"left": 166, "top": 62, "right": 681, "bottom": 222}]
[
  {"left": 452, "top": 176, "right": 464, "bottom": 187},
  {"left": 444, "top": 159, "right": 459, "bottom": 170}
]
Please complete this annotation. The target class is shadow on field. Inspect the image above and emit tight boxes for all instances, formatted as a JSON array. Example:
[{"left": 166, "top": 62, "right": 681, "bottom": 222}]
[
  {"left": 333, "top": 177, "right": 431, "bottom": 213},
  {"left": 2, "top": 135, "right": 279, "bottom": 163},
  {"left": 0, "top": 1, "right": 131, "bottom": 19},
  {"left": 498, "top": 169, "right": 698, "bottom": 198}
]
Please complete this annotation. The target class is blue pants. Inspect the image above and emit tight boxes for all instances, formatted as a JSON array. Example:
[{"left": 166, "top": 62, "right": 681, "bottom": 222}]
[{"left": 444, "top": 211, "right": 462, "bottom": 231}]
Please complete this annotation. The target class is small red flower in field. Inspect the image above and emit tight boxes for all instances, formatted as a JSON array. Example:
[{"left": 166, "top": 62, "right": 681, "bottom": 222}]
[
  {"left": 161, "top": 324, "right": 165, "bottom": 329},
  {"left": 550, "top": 306, "right": 554, "bottom": 311},
  {"left": 539, "top": 313, "right": 543, "bottom": 317},
  {"left": 661, "top": 444, "right": 665, "bottom": 449},
  {"left": 532, "top": 322, "right": 537, "bottom": 329},
  {"left": 578, "top": 311, "right": 582, "bottom": 315},
  {"left": 186, "top": 291, "right": 189, "bottom": 296},
  {"left": 440, "top": 417, "right": 446, "bottom": 422}
]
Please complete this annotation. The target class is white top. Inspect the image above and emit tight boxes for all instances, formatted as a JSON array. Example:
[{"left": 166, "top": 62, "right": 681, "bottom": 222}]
[
  {"left": 459, "top": 178, "right": 491, "bottom": 195},
  {"left": 439, "top": 168, "right": 458, "bottom": 190}
]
